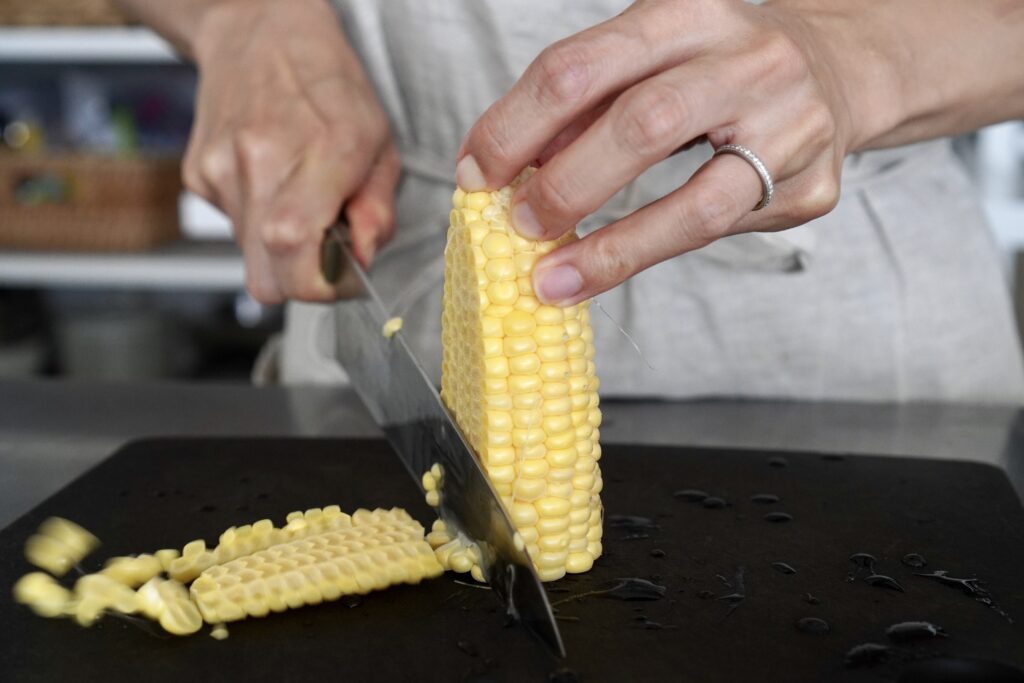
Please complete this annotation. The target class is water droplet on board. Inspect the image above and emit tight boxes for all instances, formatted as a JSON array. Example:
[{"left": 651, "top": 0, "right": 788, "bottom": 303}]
[
  {"left": 702, "top": 497, "right": 727, "bottom": 509},
  {"left": 796, "top": 617, "right": 831, "bottom": 635},
  {"left": 634, "top": 615, "right": 678, "bottom": 630},
  {"left": 914, "top": 570, "right": 1013, "bottom": 622},
  {"left": 457, "top": 640, "right": 479, "bottom": 657},
  {"left": 548, "top": 667, "right": 581, "bottom": 683},
  {"left": 697, "top": 590, "right": 715, "bottom": 600},
  {"left": 341, "top": 595, "right": 362, "bottom": 609},
  {"left": 849, "top": 553, "right": 878, "bottom": 572},
  {"left": 650, "top": 549, "right": 666, "bottom": 558},
  {"left": 771, "top": 562, "right": 797, "bottom": 575},
  {"left": 896, "top": 657, "right": 1024, "bottom": 683},
  {"left": 601, "top": 578, "right": 667, "bottom": 601},
  {"left": 768, "top": 457, "right": 789, "bottom": 468},
  {"left": 885, "top": 621, "right": 946, "bottom": 643},
  {"left": 751, "top": 493, "right": 780, "bottom": 504},
  {"left": 845, "top": 643, "right": 892, "bottom": 668},
  {"left": 805, "top": 593, "right": 820, "bottom": 605},
  {"left": 901, "top": 553, "right": 927, "bottom": 568},
  {"left": 865, "top": 574, "right": 905, "bottom": 592},
  {"left": 673, "top": 489, "right": 709, "bottom": 502},
  {"left": 764, "top": 512, "right": 793, "bottom": 523},
  {"left": 607, "top": 515, "right": 660, "bottom": 535}
]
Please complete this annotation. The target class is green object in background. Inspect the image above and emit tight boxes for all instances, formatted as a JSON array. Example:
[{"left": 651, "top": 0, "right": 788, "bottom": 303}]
[
  {"left": 13, "top": 173, "right": 71, "bottom": 206},
  {"left": 111, "top": 105, "right": 138, "bottom": 155}
]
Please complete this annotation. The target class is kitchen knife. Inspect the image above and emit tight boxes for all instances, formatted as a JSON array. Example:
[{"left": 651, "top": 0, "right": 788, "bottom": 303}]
[{"left": 320, "top": 225, "right": 565, "bottom": 659}]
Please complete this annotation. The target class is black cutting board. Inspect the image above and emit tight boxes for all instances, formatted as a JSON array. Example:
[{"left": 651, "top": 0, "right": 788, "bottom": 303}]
[{"left": 1, "top": 438, "right": 1023, "bottom": 683}]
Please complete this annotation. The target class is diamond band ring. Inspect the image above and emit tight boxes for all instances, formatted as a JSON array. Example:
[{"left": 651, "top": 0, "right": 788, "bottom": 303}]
[{"left": 713, "top": 143, "right": 774, "bottom": 211}]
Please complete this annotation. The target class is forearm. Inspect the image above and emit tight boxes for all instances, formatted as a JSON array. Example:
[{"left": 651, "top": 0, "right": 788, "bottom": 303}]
[
  {"left": 111, "top": 0, "right": 244, "bottom": 59},
  {"left": 770, "top": 0, "right": 1024, "bottom": 152}
]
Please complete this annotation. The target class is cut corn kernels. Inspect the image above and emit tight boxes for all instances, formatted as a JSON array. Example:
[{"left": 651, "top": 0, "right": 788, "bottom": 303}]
[
  {"left": 440, "top": 169, "right": 603, "bottom": 582},
  {"left": 190, "top": 508, "right": 443, "bottom": 624},
  {"left": 101, "top": 554, "right": 163, "bottom": 587},
  {"left": 24, "top": 517, "right": 99, "bottom": 576},
  {"left": 13, "top": 572, "right": 73, "bottom": 618},
  {"left": 381, "top": 317, "right": 403, "bottom": 338}
]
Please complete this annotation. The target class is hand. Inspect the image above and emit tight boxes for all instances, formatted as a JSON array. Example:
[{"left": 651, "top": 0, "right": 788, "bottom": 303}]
[
  {"left": 184, "top": 0, "right": 398, "bottom": 304},
  {"left": 457, "top": 0, "right": 889, "bottom": 305}
]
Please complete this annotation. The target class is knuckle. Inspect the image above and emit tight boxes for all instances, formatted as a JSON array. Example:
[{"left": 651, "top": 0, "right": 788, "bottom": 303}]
[
  {"left": 472, "top": 109, "right": 518, "bottom": 170},
  {"left": 800, "top": 171, "right": 840, "bottom": 217},
  {"left": 196, "top": 144, "right": 235, "bottom": 188},
  {"left": 532, "top": 40, "right": 593, "bottom": 107},
  {"left": 687, "top": 185, "right": 739, "bottom": 243},
  {"left": 761, "top": 30, "right": 809, "bottom": 82},
  {"left": 260, "top": 215, "right": 307, "bottom": 254},
  {"left": 234, "top": 127, "right": 279, "bottom": 168},
  {"left": 617, "top": 83, "right": 687, "bottom": 157},
  {"left": 529, "top": 170, "right": 579, "bottom": 224},
  {"left": 589, "top": 235, "right": 635, "bottom": 285},
  {"left": 804, "top": 101, "right": 837, "bottom": 147}
]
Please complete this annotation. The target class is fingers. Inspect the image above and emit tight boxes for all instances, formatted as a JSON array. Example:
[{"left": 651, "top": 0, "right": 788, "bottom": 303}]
[
  {"left": 241, "top": 139, "right": 376, "bottom": 304},
  {"left": 345, "top": 143, "right": 401, "bottom": 268},
  {"left": 457, "top": 3, "right": 697, "bottom": 191},
  {"left": 531, "top": 152, "right": 763, "bottom": 306},
  {"left": 510, "top": 57, "right": 735, "bottom": 241}
]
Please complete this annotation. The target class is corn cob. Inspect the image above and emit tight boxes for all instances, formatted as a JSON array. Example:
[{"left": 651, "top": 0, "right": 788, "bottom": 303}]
[
  {"left": 190, "top": 508, "right": 442, "bottom": 624},
  {"left": 440, "top": 169, "right": 604, "bottom": 582},
  {"left": 168, "top": 504, "right": 355, "bottom": 582},
  {"left": 13, "top": 508, "right": 443, "bottom": 637}
]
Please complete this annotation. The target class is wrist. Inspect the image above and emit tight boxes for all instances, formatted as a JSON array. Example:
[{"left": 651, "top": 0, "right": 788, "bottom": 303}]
[
  {"left": 192, "top": 0, "right": 257, "bottom": 64},
  {"left": 764, "top": 0, "right": 907, "bottom": 153}
]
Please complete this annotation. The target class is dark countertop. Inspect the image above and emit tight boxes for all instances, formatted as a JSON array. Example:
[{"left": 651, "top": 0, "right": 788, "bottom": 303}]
[{"left": 2, "top": 379, "right": 1022, "bottom": 529}]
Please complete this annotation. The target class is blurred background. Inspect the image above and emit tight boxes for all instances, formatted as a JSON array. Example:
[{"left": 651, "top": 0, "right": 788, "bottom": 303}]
[{"left": 0, "top": 2, "right": 1022, "bottom": 384}]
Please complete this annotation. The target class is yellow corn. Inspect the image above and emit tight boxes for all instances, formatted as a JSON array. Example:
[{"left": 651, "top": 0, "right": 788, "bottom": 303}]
[
  {"left": 168, "top": 504, "right": 354, "bottom": 582},
  {"left": 13, "top": 572, "right": 73, "bottom": 618},
  {"left": 440, "top": 169, "right": 603, "bottom": 581},
  {"left": 70, "top": 573, "right": 139, "bottom": 626},
  {"left": 24, "top": 517, "right": 99, "bottom": 576},
  {"left": 14, "top": 507, "right": 443, "bottom": 637},
  {"left": 136, "top": 577, "right": 203, "bottom": 635},
  {"left": 382, "top": 317, "right": 403, "bottom": 338},
  {"left": 189, "top": 508, "right": 443, "bottom": 624},
  {"left": 101, "top": 554, "right": 164, "bottom": 587}
]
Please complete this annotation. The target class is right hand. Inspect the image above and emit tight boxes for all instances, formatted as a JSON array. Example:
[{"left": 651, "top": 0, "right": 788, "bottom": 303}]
[{"left": 183, "top": 0, "right": 398, "bottom": 304}]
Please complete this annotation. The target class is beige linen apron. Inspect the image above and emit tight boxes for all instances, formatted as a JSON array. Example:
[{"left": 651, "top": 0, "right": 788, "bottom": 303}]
[{"left": 271, "top": 0, "right": 1024, "bottom": 404}]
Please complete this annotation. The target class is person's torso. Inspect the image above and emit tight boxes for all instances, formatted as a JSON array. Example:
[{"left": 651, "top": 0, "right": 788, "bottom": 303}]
[{"left": 286, "top": 0, "right": 1024, "bottom": 403}]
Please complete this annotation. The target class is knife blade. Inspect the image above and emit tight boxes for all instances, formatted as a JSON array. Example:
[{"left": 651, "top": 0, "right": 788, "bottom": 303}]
[{"left": 320, "top": 225, "right": 565, "bottom": 659}]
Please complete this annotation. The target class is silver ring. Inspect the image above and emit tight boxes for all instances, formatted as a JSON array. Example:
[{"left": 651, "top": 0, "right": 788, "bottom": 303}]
[{"left": 713, "top": 143, "right": 774, "bottom": 211}]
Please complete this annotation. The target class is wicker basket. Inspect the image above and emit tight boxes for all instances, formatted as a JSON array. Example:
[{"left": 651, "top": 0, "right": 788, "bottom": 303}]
[
  {"left": 0, "top": 0, "right": 131, "bottom": 26},
  {"left": 0, "top": 154, "right": 182, "bottom": 252}
]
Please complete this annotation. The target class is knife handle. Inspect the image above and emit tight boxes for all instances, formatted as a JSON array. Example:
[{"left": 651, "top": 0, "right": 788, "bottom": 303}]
[{"left": 320, "top": 223, "right": 364, "bottom": 299}]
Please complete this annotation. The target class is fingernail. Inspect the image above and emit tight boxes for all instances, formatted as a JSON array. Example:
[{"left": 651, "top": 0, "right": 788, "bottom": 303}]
[
  {"left": 512, "top": 200, "right": 544, "bottom": 239},
  {"left": 455, "top": 155, "right": 486, "bottom": 191},
  {"left": 535, "top": 264, "right": 583, "bottom": 304}
]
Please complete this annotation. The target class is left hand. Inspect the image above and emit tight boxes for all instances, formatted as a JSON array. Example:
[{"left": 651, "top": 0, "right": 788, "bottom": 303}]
[{"left": 457, "top": 0, "right": 888, "bottom": 305}]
